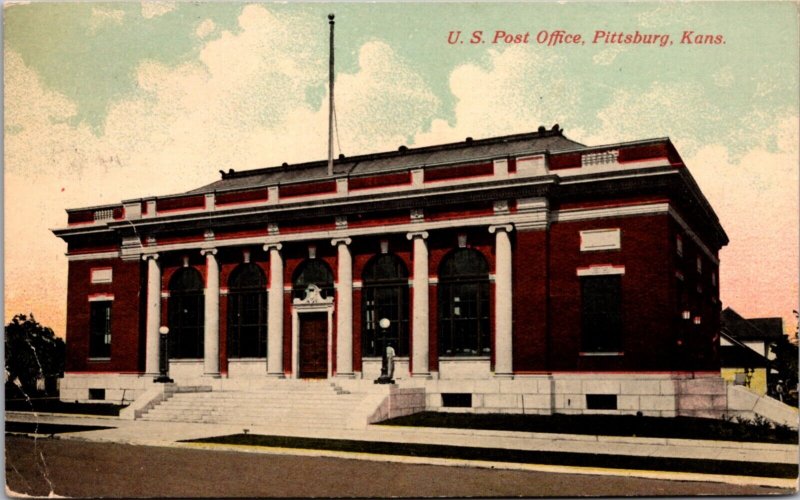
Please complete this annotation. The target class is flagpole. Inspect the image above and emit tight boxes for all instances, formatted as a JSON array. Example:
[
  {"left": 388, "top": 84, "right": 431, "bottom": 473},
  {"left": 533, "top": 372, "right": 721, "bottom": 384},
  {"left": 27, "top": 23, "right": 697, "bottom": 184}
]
[{"left": 327, "top": 13, "right": 335, "bottom": 177}]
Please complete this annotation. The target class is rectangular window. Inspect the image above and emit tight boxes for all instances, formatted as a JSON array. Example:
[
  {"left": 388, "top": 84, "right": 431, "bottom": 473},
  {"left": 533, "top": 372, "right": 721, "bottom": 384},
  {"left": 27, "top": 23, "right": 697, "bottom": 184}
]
[
  {"left": 581, "top": 275, "right": 622, "bottom": 352},
  {"left": 696, "top": 256, "right": 702, "bottom": 274},
  {"left": 441, "top": 393, "right": 472, "bottom": 408},
  {"left": 89, "top": 301, "right": 112, "bottom": 358},
  {"left": 676, "top": 235, "right": 683, "bottom": 257},
  {"left": 88, "top": 388, "right": 106, "bottom": 400},
  {"left": 586, "top": 394, "right": 617, "bottom": 410},
  {"left": 90, "top": 268, "right": 113, "bottom": 284}
]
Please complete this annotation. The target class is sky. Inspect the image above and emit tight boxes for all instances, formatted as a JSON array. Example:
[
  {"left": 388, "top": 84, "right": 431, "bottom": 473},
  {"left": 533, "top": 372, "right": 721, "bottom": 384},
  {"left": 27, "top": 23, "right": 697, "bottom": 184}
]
[{"left": 3, "top": 1, "right": 799, "bottom": 338}]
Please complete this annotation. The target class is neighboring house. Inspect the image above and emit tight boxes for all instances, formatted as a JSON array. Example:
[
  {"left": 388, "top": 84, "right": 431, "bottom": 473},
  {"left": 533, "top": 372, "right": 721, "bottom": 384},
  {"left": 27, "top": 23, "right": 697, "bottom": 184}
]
[
  {"left": 719, "top": 330, "right": 769, "bottom": 395},
  {"left": 720, "top": 308, "right": 785, "bottom": 393},
  {"left": 53, "top": 126, "right": 730, "bottom": 417}
]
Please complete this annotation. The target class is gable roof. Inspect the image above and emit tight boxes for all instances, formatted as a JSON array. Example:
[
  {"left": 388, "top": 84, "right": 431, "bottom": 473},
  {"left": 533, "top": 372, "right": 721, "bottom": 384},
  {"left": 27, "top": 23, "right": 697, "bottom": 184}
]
[
  {"left": 721, "top": 307, "right": 784, "bottom": 342},
  {"left": 184, "top": 126, "right": 586, "bottom": 195}
]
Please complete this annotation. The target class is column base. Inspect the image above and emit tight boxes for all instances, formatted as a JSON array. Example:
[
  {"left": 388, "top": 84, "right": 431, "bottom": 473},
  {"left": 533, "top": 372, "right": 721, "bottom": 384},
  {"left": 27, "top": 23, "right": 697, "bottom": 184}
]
[
  {"left": 266, "top": 373, "right": 286, "bottom": 379},
  {"left": 411, "top": 373, "right": 432, "bottom": 379},
  {"left": 494, "top": 373, "right": 514, "bottom": 379},
  {"left": 334, "top": 373, "right": 355, "bottom": 379},
  {"left": 203, "top": 373, "right": 221, "bottom": 379}
]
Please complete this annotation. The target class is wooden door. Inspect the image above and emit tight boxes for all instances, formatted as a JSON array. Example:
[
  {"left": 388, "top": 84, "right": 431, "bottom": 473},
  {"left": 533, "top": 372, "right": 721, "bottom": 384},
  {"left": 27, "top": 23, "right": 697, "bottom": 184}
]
[{"left": 299, "top": 312, "right": 328, "bottom": 378}]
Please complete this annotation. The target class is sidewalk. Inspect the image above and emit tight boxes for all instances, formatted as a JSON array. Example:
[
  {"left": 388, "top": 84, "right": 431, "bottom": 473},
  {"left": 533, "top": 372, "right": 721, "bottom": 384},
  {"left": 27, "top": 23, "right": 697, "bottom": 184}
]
[{"left": 6, "top": 410, "right": 798, "bottom": 489}]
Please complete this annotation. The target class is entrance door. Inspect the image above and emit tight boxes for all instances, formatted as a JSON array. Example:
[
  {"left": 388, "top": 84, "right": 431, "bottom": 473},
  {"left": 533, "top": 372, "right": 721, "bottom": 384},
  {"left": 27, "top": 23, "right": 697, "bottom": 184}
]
[{"left": 299, "top": 312, "right": 328, "bottom": 378}]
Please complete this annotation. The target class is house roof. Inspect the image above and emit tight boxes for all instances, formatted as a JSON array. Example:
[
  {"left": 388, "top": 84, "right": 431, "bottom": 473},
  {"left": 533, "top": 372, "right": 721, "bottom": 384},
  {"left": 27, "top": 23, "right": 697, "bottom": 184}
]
[
  {"left": 748, "top": 318, "right": 784, "bottom": 338},
  {"left": 184, "top": 126, "right": 586, "bottom": 195},
  {"left": 721, "top": 307, "right": 784, "bottom": 342},
  {"left": 719, "top": 345, "right": 770, "bottom": 368}
]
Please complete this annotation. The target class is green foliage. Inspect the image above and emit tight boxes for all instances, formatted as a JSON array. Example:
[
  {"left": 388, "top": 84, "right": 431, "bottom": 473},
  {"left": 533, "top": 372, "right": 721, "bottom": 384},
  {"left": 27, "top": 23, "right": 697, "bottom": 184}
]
[
  {"left": 4, "top": 314, "right": 65, "bottom": 394},
  {"left": 770, "top": 329, "right": 799, "bottom": 407}
]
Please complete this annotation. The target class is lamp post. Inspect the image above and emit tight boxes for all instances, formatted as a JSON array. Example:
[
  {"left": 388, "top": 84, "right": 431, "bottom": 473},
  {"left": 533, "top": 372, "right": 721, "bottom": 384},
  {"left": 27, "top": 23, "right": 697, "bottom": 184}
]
[
  {"left": 374, "top": 317, "right": 394, "bottom": 384},
  {"left": 154, "top": 326, "right": 173, "bottom": 383}
]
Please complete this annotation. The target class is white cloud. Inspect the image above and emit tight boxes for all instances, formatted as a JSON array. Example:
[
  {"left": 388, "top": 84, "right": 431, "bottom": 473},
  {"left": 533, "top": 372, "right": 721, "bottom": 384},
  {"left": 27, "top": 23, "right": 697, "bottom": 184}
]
[
  {"left": 4, "top": 5, "right": 441, "bottom": 333},
  {"left": 592, "top": 45, "right": 627, "bottom": 66},
  {"left": 577, "top": 81, "right": 723, "bottom": 155},
  {"left": 686, "top": 123, "right": 799, "bottom": 322},
  {"left": 141, "top": 1, "right": 175, "bottom": 20},
  {"left": 415, "top": 46, "right": 577, "bottom": 146},
  {"left": 195, "top": 19, "right": 215, "bottom": 39},
  {"left": 89, "top": 7, "right": 125, "bottom": 32}
]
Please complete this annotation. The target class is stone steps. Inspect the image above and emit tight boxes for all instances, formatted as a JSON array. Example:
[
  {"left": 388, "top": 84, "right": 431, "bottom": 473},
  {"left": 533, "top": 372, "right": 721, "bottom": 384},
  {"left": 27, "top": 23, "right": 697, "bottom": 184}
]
[{"left": 140, "top": 382, "right": 375, "bottom": 429}]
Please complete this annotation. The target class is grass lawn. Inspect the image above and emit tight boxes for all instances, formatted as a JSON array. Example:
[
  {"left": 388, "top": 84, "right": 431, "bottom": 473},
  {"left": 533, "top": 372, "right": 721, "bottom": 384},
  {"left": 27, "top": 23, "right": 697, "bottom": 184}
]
[
  {"left": 379, "top": 412, "right": 798, "bottom": 444},
  {"left": 185, "top": 433, "right": 797, "bottom": 479}
]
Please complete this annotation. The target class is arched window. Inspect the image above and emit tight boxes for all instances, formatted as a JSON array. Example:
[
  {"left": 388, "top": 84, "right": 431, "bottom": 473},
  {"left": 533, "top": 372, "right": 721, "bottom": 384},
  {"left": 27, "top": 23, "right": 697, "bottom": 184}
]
[
  {"left": 362, "top": 254, "right": 409, "bottom": 357},
  {"left": 227, "top": 263, "right": 267, "bottom": 358},
  {"left": 168, "top": 267, "right": 204, "bottom": 359},
  {"left": 292, "top": 259, "right": 334, "bottom": 300},
  {"left": 438, "top": 248, "right": 490, "bottom": 357}
]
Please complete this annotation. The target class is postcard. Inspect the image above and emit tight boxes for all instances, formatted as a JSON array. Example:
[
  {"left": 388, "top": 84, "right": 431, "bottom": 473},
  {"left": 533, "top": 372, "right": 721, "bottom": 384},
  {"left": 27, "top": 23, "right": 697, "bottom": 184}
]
[{"left": 4, "top": 1, "right": 798, "bottom": 497}]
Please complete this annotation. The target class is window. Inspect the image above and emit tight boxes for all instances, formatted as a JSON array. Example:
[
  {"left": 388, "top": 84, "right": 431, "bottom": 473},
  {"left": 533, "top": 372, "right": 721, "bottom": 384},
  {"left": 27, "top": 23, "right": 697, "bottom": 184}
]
[
  {"left": 441, "top": 393, "right": 472, "bottom": 408},
  {"left": 581, "top": 275, "right": 622, "bottom": 352},
  {"left": 362, "top": 254, "right": 409, "bottom": 357},
  {"left": 676, "top": 235, "right": 683, "bottom": 257},
  {"left": 438, "top": 248, "right": 490, "bottom": 357},
  {"left": 227, "top": 263, "right": 267, "bottom": 358},
  {"left": 168, "top": 267, "right": 204, "bottom": 359},
  {"left": 586, "top": 394, "right": 617, "bottom": 410},
  {"left": 89, "top": 301, "right": 112, "bottom": 358},
  {"left": 88, "top": 388, "right": 106, "bottom": 400},
  {"left": 696, "top": 255, "right": 702, "bottom": 274},
  {"left": 292, "top": 259, "right": 334, "bottom": 300}
]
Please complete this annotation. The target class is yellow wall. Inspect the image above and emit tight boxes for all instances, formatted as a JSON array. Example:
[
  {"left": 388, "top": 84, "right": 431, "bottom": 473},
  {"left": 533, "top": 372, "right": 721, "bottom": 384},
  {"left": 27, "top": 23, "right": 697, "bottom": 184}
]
[{"left": 721, "top": 367, "right": 768, "bottom": 396}]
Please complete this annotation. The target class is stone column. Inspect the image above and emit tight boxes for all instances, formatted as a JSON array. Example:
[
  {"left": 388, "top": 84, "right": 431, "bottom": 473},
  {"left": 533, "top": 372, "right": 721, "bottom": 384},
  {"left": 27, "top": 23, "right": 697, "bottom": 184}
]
[
  {"left": 201, "top": 249, "right": 220, "bottom": 377},
  {"left": 332, "top": 238, "right": 354, "bottom": 377},
  {"left": 407, "top": 231, "right": 430, "bottom": 377},
  {"left": 143, "top": 254, "right": 161, "bottom": 375},
  {"left": 264, "top": 243, "right": 284, "bottom": 377},
  {"left": 490, "top": 224, "right": 514, "bottom": 377}
]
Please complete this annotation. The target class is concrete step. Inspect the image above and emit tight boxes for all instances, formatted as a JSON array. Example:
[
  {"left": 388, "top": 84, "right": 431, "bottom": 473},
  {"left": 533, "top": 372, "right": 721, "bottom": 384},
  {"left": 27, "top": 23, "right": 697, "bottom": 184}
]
[{"left": 139, "top": 382, "right": 377, "bottom": 429}]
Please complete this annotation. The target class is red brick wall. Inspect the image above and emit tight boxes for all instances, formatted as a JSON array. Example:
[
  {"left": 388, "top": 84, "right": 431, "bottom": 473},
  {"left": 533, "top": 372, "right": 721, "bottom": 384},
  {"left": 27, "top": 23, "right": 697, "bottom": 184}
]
[
  {"left": 513, "top": 230, "right": 549, "bottom": 372},
  {"left": 546, "top": 214, "right": 674, "bottom": 372},
  {"left": 65, "top": 258, "right": 143, "bottom": 373}
]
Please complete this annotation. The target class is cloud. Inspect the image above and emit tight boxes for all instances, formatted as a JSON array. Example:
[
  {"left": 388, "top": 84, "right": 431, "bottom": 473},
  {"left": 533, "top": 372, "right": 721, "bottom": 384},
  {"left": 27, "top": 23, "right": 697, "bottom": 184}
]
[
  {"left": 141, "top": 1, "right": 175, "bottom": 20},
  {"left": 4, "top": 5, "right": 441, "bottom": 334},
  {"left": 89, "top": 7, "right": 125, "bottom": 32},
  {"left": 592, "top": 46, "right": 627, "bottom": 66},
  {"left": 195, "top": 19, "right": 215, "bottom": 39},
  {"left": 686, "top": 117, "right": 799, "bottom": 323},
  {"left": 415, "top": 46, "right": 577, "bottom": 146}
]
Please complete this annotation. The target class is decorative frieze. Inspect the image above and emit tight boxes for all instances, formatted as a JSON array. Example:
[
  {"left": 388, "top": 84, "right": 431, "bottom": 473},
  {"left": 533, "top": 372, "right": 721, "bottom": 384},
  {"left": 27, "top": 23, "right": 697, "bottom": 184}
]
[{"left": 582, "top": 150, "right": 619, "bottom": 167}]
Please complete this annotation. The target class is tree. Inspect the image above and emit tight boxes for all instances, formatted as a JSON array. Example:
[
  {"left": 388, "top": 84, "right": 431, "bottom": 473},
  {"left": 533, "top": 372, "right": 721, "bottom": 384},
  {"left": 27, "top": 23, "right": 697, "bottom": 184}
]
[
  {"left": 4, "top": 314, "right": 65, "bottom": 395},
  {"left": 769, "top": 310, "right": 799, "bottom": 407}
]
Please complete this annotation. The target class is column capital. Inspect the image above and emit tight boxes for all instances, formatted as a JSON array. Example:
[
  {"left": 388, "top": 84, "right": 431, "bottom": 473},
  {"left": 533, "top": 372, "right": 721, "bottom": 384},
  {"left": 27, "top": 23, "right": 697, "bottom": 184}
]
[
  {"left": 200, "top": 248, "right": 218, "bottom": 256},
  {"left": 263, "top": 242, "right": 283, "bottom": 252},
  {"left": 142, "top": 253, "right": 159, "bottom": 261},
  {"left": 331, "top": 237, "right": 352, "bottom": 246},
  {"left": 489, "top": 224, "right": 514, "bottom": 234},
  {"left": 406, "top": 230, "right": 429, "bottom": 241}
]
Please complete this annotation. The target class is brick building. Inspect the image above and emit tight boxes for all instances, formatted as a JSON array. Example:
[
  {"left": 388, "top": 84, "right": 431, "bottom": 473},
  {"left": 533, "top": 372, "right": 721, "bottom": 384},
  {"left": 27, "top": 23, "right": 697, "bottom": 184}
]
[{"left": 54, "top": 126, "right": 730, "bottom": 417}]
